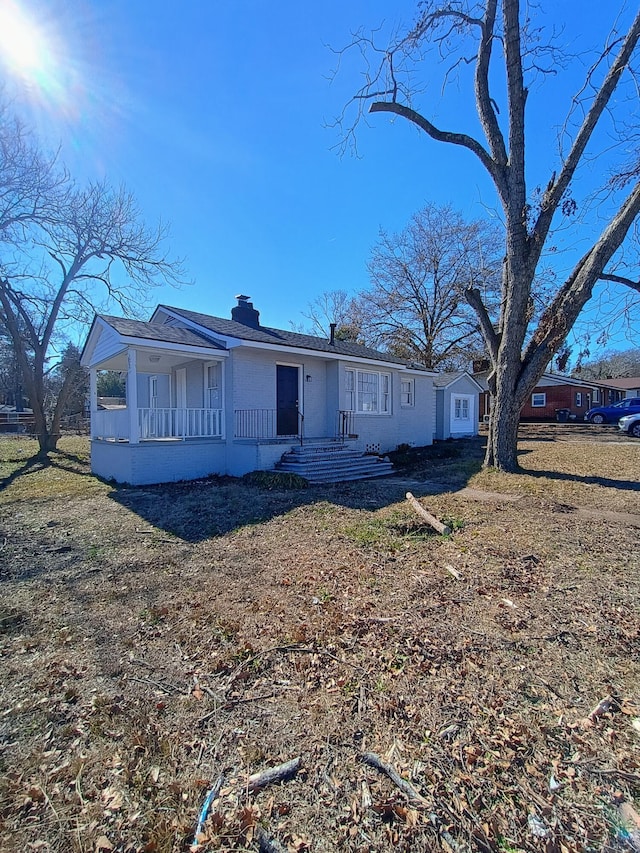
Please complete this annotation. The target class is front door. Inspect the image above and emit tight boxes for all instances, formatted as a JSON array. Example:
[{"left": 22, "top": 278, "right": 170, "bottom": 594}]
[{"left": 276, "top": 365, "right": 299, "bottom": 436}]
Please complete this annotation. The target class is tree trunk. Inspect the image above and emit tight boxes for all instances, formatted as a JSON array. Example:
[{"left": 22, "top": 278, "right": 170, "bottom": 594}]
[
  {"left": 485, "top": 401, "right": 520, "bottom": 470},
  {"left": 485, "top": 358, "right": 522, "bottom": 470},
  {"left": 36, "top": 429, "right": 59, "bottom": 456}
]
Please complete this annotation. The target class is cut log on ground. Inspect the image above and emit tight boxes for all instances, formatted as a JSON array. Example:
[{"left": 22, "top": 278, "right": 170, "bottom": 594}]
[
  {"left": 246, "top": 757, "right": 301, "bottom": 792},
  {"left": 406, "top": 493, "right": 451, "bottom": 535}
]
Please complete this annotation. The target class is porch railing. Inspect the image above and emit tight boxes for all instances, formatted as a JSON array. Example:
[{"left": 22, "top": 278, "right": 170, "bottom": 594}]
[
  {"left": 234, "top": 408, "right": 277, "bottom": 439},
  {"left": 94, "top": 407, "right": 128, "bottom": 440},
  {"left": 336, "top": 410, "right": 356, "bottom": 442},
  {"left": 93, "top": 407, "right": 223, "bottom": 440},
  {"left": 234, "top": 408, "right": 304, "bottom": 441},
  {"left": 139, "top": 408, "right": 223, "bottom": 439}
]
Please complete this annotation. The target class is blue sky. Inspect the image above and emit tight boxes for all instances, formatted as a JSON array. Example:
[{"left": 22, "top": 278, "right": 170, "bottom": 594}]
[{"left": 2, "top": 0, "right": 638, "bottom": 349}]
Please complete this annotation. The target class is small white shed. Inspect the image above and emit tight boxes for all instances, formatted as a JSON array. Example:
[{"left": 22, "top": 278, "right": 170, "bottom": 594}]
[{"left": 433, "top": 372, "right": 482, "bottom": 440}]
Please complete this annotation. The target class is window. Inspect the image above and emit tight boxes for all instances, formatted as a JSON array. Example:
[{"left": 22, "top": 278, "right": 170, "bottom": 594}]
[
  {"left": 531, "top": 392, "right": 546, "bottom": 407},
  {"left": 344, "top": 369, "right": 391, "bottom": 414},
  {"left": 149, "top": 375, "right": 158, "bottom": 408},
  {"left": 344, "top": 370, "right": 355, "bottom": 411},
  {"left": 206, "top": 363, "right": 221, "bottom": 408},
  {"left": 575, "top": 392, "right": 582, "bottom": 407},
  {"left": 400, "top": 379, "right": 415, "bottom": 407},
  {"left": 593, "top": 389, "right": 600, "bottom": 403},
  {"left": 454, "top": 397, "right": 470, "bottom": 420}
]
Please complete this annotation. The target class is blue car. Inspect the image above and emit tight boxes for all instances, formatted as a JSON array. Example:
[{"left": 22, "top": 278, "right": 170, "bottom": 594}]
[{"left": 584, "top": 397, "right": 640, "bottom": 424}]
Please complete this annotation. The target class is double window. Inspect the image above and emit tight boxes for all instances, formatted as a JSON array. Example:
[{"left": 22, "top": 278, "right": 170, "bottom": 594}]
[
  {"left": 454, "top": 397, "right": 470, "bottom": 420},
  {"left": 345, "top": 369, "right": 391, "bottom": 414}
]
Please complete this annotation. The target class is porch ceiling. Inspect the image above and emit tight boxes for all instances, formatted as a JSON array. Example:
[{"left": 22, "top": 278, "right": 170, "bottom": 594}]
[{"left": 94, "top": 346, "right": 219, "bottom": 373}]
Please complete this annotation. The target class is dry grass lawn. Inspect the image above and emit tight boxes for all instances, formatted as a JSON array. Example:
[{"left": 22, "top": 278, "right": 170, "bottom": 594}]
[{"left": 0, "top": 425, "right": 639, "bottom": 853}]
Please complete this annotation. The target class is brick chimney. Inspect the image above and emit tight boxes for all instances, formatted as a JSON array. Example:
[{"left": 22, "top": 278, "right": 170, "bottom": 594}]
[{"left": 231, "top": 294, "right": 260, "bottom": 328}]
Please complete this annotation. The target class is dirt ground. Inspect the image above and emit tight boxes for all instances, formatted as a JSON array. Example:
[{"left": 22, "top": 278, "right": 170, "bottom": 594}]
[{"left": 0, "top": 424, "right": 639, "bottom": 853}]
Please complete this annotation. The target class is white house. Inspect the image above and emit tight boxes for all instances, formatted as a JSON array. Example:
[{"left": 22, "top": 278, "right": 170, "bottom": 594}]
[
  {"left": 433, "top": 372, "right": 482, "bottom": 440},
  {"left": 81, "top": 296, "right": 436, "bottom": 485}
]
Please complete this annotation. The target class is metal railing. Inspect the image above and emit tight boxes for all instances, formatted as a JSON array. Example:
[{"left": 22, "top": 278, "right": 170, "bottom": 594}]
[
  {"left": 336, "top": 410, "right": 356, "bottom": 442},
  {"left": 234, "top": 408, "right": 304, "bottom": 440},
  {"left": 139, "top": 408, "right": 223, "bottom": 439},
  {"left": 234, "top": 409, "right": 277, "bottom": 439}
]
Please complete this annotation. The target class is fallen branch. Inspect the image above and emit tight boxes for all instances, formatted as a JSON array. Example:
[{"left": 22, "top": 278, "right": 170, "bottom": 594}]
[
  {"left": 406, "top": 493, "right": 451, "bottom": 535},
  {"left": 577, "top": 764, "right": 640, "bottom": 784},
  {"left": 128, "top": 675, "right": 183, "bottom": 695},
  {"left": 246, "top": 757, "right": 301, "bottom": 793},
  {"left": 359, "top": 752, "right": 428, "bottom": 805}
]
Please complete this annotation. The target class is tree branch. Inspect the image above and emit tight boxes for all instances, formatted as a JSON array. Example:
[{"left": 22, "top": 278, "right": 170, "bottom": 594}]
[
  {"left": 369, "top": 100, "right": 505, "bottom": 193},
  {"left": 528, "top": 9, "right": 640, "bottom": 272},
  {"left": 465, "top": 286, "right": 499, "bottom": 361},
  {"left": 474, "top": 0, "right": 508, "bottom": 166},
  {"left": 599, "top": 272, "right": 640, "bottom": 293}
]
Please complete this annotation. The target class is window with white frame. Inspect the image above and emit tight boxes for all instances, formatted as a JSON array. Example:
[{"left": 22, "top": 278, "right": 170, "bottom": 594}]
[
  {"left": 206, "top": 362, "right": 222, "bottom": 408},
  {"left": 400, "top": 378, "right": 415, "bottom": 407},
  {"left": 575, "top": 392, "right": 582, "bottom": 406},
  {"left": 344, "top": 369, "right": 391, "bottom": 414},
  {"left": 344, "top": 369, "right": 355, "bottom": 411},
  {"left": 531, "top": 392, "right": 546, "bottom": 407},
  {"left": 454, "top": 397, "right": 470, "bottom": 420},
  {"left": 149, "top": 375, "right": 158, "bottom": 408},
  {"left": 593, "top": 389, "right": 600, "bottom": 403}
]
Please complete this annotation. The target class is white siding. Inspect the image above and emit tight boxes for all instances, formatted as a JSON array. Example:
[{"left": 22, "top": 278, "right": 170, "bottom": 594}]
[{"left": 92, "top": 324, "right": 125, "bottom": 364}]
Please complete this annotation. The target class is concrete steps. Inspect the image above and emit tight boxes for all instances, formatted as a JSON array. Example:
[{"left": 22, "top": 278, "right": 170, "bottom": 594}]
[{"left": 275, "top": 443, "right": 395, "bottom": 484}]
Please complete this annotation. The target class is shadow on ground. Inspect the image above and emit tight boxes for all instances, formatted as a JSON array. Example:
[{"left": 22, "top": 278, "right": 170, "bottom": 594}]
[{"left": 108, "top": 437, "right": 487, "bottom": 544}]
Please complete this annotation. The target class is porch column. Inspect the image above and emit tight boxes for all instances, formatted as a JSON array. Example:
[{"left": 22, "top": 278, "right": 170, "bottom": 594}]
[
  {"left": 128, "top": 349, "right": 139, "bottom": 444},
  {"left": 89, "top": 368, "right": 98, "bottom": 439}
]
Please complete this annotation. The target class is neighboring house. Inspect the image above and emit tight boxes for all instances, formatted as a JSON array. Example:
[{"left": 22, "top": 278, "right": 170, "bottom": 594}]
[
  {"left": 433, "top": 372, "right": 482, "bottom": 440},
  {"left": 0, "top": 406, "right": 34, "bottom": 433},
  {"left": 594, "top": 377, "right": 640, "bottom": 399},
  {"left": 473, "top": 370, "right": 619, "bottom": 421},
  {"left": 80, "top": 296, "right": 436, "bottom": 485}
]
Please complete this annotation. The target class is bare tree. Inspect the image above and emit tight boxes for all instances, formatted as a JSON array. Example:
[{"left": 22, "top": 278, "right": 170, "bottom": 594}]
[
  {"left": 364, "top": 204, "right": 500, "bottom": 369},
  {"left": 336, "top": 1, "right": 640, "bottom": 470},
  {"left": 574, "top": 346, "right": 640, "bottom": 380},
  {"left": 300, "top": 289, "right": 365, "bottom": 342},
  {"left": 0, "top": 109, "right": 184, "bottom": 455}
]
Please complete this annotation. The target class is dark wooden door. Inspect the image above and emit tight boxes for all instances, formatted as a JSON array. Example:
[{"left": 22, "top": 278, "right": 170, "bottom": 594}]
[{"left": 276, "top": 366, "right": 299, "bottom": 436}]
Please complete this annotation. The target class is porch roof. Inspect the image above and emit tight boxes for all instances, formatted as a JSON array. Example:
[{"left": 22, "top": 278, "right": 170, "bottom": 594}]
[{"left": 100, "top": 315, "right": 226, "bottom": 350}]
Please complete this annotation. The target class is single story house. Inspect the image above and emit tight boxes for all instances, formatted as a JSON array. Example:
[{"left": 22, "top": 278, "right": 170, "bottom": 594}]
[
  {"left": 594, "top": 377, "right": 640, "bottom": 399},
  {"left": 433, "top": 372, "right": 482, "bottom": 440},
  {"left": 81, "top": 296, "right": 436, "bottom": 485},
  {"left": 473, "top": 369, "right": 619, "bottom": 422}
]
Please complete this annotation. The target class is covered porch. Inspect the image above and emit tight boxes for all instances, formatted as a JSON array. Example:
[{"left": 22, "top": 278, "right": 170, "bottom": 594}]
[{"left": 87, "top": 339, "right": 228, "bottom": 444}]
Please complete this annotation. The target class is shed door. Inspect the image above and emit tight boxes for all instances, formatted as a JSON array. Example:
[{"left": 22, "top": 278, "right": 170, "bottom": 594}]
[{"left": 276, "top": 366, "right": 299, "bottom": 436}]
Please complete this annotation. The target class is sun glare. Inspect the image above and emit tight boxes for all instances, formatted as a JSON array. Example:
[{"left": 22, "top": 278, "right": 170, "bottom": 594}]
[{"left": 0, "top": 0, "right": 51, "bottom": 78}]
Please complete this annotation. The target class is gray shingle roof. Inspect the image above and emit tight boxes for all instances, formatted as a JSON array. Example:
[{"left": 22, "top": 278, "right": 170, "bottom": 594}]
[
  {"left": 100, "top": 315, "right": 226, "bottom": 350},
  {"left": 158, "top": 305, "right": 425, "bottom": 367},
  {"left": 432, "top": 371, "right": 466, "bottom": 388}
]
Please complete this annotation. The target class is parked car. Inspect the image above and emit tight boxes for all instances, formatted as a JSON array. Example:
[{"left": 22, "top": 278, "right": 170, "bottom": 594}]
[
  {"left": 584, "top": 397, "right": 640, "bottom": 424},
  {"left": 618, "top": 413, "right": 640, "bottom": 438}
]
